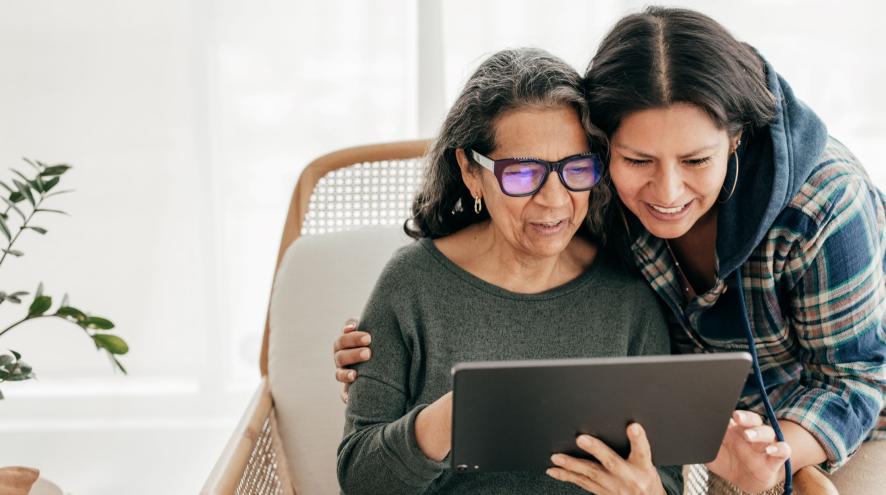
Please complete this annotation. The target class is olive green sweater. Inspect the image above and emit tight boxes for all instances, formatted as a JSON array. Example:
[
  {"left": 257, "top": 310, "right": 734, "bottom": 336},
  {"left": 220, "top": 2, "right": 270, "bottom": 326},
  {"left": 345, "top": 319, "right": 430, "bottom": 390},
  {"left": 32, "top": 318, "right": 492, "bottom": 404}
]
[{"left": 337, "top": 238, "right": 682, "bottom": 494}]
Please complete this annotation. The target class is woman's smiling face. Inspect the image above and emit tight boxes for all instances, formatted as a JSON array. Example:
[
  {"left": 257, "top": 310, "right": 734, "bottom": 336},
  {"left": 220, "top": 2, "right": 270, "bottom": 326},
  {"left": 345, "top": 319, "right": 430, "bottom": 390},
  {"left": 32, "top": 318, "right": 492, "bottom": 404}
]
[{"left": 608, "top": 103, "right": 739, "bottom": 239}]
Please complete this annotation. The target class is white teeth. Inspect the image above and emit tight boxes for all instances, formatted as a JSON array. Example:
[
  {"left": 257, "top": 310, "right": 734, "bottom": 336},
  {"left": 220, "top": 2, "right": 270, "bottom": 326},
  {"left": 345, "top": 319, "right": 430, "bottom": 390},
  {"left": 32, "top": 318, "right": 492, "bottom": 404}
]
[
  {"left": 536, "top": 220, "right": 561, "bottom": 227},
  {"left": 650, "top": 203, "right": 688, "bottom": 214}
]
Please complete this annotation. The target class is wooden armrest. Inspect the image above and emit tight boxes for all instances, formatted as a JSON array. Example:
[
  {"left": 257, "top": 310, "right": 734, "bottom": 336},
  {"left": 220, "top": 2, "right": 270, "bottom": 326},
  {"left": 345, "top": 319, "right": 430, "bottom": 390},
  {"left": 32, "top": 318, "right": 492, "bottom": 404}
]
[{"left": 202, "top": 377, "right": 292, "bottom": 494}]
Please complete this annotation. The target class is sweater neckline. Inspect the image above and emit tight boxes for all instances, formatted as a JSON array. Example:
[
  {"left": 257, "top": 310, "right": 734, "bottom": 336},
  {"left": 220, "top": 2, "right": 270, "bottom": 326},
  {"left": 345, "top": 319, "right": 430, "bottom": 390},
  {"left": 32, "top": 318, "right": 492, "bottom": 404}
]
[{"left": 418, "top": 237, "right": 601, "bottom": 301}]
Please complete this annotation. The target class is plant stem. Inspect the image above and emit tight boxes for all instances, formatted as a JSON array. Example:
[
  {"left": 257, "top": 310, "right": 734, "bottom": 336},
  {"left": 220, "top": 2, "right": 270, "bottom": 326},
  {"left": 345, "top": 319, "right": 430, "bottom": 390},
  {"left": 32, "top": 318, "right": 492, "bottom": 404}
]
[
  {"left": 0, "top": 196, "right": 43, "bottom": 268},
  {"left": 0, "top": 314, "right": 52, "bottom": 340}
]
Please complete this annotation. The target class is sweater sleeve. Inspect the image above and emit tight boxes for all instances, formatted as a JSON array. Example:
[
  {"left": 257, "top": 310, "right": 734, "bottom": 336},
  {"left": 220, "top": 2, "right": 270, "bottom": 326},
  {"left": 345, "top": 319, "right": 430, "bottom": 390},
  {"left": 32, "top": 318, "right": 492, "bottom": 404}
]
[
  {"left": 336, "top": 265, "right": 447, "bottom": 494},
  {"left": 777, "top": 172, "right": 886, "bottom": 472}
]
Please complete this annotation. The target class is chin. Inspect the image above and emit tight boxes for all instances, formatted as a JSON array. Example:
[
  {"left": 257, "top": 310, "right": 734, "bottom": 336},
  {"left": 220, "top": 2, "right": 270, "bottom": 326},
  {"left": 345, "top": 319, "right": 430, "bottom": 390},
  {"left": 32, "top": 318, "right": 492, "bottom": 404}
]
[{"left": 640, "top": 216, "right": 694, "bottom": 240}]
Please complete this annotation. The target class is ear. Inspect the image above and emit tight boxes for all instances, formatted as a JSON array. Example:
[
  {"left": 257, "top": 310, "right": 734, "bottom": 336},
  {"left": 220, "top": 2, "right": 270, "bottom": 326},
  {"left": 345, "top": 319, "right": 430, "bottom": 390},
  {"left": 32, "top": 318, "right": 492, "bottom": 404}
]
[
  {"left": 455, "top": 148, "right": 483, "bottom": 198},
  {"left": 731, "top": 130, "right": 744, "bottom": 153}
]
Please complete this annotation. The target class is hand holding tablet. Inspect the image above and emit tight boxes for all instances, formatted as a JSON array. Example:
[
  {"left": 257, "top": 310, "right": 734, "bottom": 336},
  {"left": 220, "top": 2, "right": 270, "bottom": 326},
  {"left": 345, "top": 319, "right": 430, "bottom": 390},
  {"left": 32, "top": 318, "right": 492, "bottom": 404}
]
[{"left": 451, "top": 352, "right": 753, "bottom": 473}]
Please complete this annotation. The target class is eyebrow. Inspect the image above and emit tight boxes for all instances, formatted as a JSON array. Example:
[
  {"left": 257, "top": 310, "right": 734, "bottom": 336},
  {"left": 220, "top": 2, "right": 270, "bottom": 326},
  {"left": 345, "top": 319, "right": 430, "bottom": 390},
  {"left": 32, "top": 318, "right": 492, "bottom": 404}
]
[{"left": 613, "top": 143, "right": 719, "bottom": 159}]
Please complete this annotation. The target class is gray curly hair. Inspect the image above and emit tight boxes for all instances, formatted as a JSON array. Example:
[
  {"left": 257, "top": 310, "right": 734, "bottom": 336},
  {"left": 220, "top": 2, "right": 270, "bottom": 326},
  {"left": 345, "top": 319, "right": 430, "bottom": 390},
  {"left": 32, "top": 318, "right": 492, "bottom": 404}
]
[{"left": 404, "top": 47, "right": 611, "bottom": 241}]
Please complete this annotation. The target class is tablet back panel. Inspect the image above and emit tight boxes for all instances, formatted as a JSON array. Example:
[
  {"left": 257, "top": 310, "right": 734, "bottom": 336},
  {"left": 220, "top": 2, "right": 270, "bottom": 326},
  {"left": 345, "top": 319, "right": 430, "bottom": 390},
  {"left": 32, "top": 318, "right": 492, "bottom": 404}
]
[{"left": 451, "top": 353, "right": 751, "bottom": 473}]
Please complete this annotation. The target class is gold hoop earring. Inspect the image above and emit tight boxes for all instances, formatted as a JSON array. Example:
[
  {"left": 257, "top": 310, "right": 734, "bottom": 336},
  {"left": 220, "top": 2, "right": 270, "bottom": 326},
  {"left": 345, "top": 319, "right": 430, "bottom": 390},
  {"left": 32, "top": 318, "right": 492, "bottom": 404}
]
[
  {"left": 719, "top": 144, "right": 740, "bottom": 204},
  {"left": 474, "top": 196, "right": 483, "bottom": 214}
]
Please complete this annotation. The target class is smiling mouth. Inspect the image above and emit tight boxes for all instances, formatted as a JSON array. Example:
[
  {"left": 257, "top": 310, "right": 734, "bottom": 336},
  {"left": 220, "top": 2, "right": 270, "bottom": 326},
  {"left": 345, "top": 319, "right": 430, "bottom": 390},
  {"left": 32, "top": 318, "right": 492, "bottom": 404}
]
[
  {"left": 533, "top": 220, "right": 564, "bottom": 228},
  {"left": 648, "top": 202, "right": 691, "bottom": 214}
]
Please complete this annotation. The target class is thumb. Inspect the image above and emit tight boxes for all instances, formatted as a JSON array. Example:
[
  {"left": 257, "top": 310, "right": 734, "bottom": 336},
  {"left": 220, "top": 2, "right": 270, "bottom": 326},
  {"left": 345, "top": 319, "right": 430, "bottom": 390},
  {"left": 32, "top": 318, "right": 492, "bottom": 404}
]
[{"left": 627, "top": 423, "right": 653, "bottom": 466}]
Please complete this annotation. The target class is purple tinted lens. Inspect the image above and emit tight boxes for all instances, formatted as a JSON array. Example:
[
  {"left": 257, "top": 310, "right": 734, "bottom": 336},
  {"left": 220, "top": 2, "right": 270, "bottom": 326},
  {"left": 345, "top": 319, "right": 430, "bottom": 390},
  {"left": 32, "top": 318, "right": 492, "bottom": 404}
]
[
  {"left": 561, "top": 156, "right": 600, "bottom": 190},
  {"left": 500, "top": 161, "right": 546, "bottom": 195}
]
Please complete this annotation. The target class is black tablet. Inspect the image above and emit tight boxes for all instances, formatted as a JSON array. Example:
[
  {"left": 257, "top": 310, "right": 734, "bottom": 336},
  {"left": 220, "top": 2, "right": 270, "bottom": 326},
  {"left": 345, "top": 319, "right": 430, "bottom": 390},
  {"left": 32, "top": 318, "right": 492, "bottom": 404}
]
[{"left": 450, "top": 352, "right": 751, "bottom": 473}]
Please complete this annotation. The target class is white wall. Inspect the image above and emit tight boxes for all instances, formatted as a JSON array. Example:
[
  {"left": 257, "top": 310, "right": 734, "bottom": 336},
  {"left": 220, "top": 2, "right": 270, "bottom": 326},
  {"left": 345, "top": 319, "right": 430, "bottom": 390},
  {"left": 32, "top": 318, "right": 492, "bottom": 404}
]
[{"left": 0, "top": 1, "right": 883, "bottom": 493}]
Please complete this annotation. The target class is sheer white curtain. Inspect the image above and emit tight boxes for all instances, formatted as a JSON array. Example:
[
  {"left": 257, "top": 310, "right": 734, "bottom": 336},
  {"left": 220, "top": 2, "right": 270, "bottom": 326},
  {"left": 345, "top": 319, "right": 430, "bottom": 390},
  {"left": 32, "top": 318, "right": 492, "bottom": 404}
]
[{"left": 0, "top": 1, "right": 882, "bottom": 493}]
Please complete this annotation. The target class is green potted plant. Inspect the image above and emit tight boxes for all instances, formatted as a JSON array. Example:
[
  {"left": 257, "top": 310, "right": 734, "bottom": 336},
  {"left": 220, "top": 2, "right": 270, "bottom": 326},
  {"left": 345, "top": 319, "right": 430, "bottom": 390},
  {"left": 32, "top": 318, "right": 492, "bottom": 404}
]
[{"left": 0, "top": 159, "right": 129, "bottom": 495}]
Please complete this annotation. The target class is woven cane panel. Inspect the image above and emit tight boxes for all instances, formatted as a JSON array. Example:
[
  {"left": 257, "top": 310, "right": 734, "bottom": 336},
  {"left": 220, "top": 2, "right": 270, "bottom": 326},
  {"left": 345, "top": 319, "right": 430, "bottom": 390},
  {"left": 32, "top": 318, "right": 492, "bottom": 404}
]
[
  {"left": 235, "top": 415, "right": 285, "bottom": 495},
  {"left": 301, "top": 159, "right": 425, "bottom": 236},
  {"left": 685, "top": 464, "right": 710, "bottom": 494}
]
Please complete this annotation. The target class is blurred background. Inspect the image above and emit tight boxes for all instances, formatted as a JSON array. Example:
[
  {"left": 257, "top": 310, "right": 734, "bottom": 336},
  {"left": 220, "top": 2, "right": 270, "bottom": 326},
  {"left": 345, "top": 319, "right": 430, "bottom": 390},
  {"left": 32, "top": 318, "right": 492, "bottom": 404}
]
[{"left": 0, "top": 0, "right": 883, "bottom": 493}]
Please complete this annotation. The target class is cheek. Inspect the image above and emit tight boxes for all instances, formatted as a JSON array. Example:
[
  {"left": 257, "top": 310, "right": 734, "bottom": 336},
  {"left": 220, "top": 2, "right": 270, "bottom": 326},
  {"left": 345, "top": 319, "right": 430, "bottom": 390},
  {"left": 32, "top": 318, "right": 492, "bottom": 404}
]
[
  {"left": 609, "top": 165, "right": 643, "bottom": 203},
  {"left": 694, "top": 165, "right": 729, "bottom": 198}
]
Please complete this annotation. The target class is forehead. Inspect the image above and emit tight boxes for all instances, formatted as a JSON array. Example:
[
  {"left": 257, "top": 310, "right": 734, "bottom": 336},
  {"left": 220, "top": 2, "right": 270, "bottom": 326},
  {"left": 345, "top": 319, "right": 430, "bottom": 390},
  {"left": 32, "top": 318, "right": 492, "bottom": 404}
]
[
  {"left": 612, "top": 103, "right": 728, "bottom": 153},
  {"left": 491, "top": 105, "right": 589, "bottom": 160}
]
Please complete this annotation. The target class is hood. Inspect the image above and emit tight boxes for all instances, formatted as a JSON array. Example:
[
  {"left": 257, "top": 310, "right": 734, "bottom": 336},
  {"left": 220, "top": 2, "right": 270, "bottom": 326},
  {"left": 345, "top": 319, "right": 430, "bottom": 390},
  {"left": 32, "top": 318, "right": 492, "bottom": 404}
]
[{"left": 716, "top": 54, "right": 829, "bottom": 277}]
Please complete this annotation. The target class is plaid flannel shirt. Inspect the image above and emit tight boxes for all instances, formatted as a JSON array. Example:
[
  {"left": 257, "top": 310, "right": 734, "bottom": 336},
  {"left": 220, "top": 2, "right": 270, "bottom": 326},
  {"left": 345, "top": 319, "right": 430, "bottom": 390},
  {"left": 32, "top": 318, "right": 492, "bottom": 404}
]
[{"left": 628, "top": 138, "right": 886, "bottom": 472}]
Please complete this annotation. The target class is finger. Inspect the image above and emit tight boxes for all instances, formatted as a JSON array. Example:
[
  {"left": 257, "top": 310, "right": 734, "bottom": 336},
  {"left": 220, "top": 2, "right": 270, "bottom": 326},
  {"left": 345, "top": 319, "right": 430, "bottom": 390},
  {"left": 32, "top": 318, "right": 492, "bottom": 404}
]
[
  {"left": 764, "top": 441, "right": 793, "bottom": 461},
  {"left": 343, "top": 318, "right": 359, "bottom": 333},
  {"left": 334, "top": 347, "right": 372, "bottom": 368},
  {"left": 742, "top": 425, "right": 777, "bottom": 445},
  {"left": 335, "top": 368, "right": 357, "bottom": 384},
  {"left": 733, "top": 410, "right": 764, "bottom": 428},
  {"left": 627, "top": 423, "right": 653, "bottom": 466},
  {"left": 550, "top": 454, "right": 606, "bottom": 481},
  {"left": 547, "top": 467, "right": 605, "bottom": 493},
  {"left": 340, "top": 385, "right": 349, "bottom": 404},
  {"left": 576, "top": 435, "right": 629, "bottom": 479},
  {"left": 333, "top": 330, "right": 371, "bottom": 352}
]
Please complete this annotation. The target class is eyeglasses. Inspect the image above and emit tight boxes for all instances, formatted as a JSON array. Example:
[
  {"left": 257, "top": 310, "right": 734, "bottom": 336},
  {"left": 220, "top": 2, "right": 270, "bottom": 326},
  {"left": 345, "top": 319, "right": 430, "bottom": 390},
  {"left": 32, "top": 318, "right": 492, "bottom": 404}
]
[{"left": 470, "top": 149, "right": 603, "bottom": 197}]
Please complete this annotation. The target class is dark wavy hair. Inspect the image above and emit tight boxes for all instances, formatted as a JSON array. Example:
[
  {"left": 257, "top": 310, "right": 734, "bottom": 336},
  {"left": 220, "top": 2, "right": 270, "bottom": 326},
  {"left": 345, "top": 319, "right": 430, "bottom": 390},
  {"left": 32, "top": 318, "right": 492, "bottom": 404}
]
[
  {"left": 583, "top": 6, "right": 776, "bottom": 138},
  {"left": 404, "top": 48, "right": 609, "bottom": 240}
]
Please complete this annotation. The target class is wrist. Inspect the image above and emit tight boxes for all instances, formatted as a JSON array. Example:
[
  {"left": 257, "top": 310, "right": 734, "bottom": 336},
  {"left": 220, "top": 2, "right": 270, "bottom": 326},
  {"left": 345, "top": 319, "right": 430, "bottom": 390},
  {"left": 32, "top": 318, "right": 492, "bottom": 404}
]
[{"left": 414, "top": 394, "right": 452, "bottom": 462}]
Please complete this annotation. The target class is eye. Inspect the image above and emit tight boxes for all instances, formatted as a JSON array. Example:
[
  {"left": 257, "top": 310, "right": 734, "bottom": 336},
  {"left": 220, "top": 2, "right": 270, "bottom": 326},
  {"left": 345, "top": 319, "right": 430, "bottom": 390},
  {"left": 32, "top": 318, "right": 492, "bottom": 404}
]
[
  {"left": 623, "top": 157, "right": 650, "bottom": 166},
  {"left": 684, "top": 157, "right": 712, "bottom": 166}
]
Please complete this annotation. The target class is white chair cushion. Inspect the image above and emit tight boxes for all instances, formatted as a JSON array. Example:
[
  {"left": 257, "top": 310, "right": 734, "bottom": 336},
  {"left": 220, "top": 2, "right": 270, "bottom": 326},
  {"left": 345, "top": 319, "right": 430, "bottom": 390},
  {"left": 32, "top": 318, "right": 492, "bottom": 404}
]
[{"left": 268, "top": 227, "right": 412, "bottom": 494}]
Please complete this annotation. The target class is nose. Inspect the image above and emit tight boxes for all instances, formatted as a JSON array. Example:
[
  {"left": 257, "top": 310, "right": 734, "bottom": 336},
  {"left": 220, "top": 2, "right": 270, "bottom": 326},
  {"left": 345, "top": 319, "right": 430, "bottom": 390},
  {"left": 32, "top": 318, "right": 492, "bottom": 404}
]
[
  {"left": 650, "top": 163, "right": 685, "bottom": 204},
  {"left": 532, "top": 171, "right": 571, "bottom": 208}
]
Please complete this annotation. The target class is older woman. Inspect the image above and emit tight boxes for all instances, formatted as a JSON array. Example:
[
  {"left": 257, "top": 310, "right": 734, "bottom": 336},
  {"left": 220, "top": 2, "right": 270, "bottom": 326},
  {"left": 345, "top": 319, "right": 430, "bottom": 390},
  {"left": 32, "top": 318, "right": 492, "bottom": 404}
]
[{"left": 336, "top": 48, "right": 682, "bottom": 494}]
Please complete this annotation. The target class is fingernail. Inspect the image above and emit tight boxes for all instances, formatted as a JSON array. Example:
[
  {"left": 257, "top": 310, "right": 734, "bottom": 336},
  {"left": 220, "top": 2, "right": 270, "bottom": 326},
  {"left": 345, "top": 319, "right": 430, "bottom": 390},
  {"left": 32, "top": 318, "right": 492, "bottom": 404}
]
[
  {"left": 361, "top": 334, "right": 372, "bottom": 345},
  {"left": 735, "top": 411, "right": 745, "bottom": 421},
  {"left": 360, "top": 349, "right": 371, "bottom": 359},
  {"left": 745, "top": 429, "right": 758, "bottom": 440},
  {"left": 630, "top": 424, "right": 641, "bottom": 436},
  {"left": 348, "top": 370, "right": 356, "bottom": 380},
  {"left": 766, "top": 445, "right": 778, "bottom": 455},
  {"left": 550, "top": 454, "right": 564, "bottom": 465},
  {"left": 546, "top": 468, "right": 560, "bottom": 480},
  {"left": 577, "top": 435, "right": 592, "bottom": 447}
]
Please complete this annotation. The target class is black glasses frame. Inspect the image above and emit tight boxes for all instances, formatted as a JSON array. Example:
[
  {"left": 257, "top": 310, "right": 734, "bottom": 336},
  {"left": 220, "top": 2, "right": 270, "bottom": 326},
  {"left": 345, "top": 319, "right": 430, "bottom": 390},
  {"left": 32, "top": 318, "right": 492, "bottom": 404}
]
[{"left": 469, "top": 149, "right": 603, "bottom": 197}]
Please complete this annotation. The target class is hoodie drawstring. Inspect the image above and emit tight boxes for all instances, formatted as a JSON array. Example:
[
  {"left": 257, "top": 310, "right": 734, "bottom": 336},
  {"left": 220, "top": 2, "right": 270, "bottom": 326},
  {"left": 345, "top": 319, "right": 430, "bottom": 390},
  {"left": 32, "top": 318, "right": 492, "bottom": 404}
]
[{"left": 734, "top": 268, "right": 793, "bottom": 494}]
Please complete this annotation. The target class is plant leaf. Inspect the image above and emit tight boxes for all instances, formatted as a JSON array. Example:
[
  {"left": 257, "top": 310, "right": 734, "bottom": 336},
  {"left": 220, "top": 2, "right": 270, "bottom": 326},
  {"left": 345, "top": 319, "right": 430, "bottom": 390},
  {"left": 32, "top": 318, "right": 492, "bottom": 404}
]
[
  {"left": 111, "top": 355, "right": 128, "bottom": 375},
  {"left": 28, "top": 295, "right": 51, "bottom": 316},
  {"left": 11, "top": 350, "right": 20, "bottom": 360},
  {"left": 40, "top": 165, "right": 71, "bottom": 176},
  {"left": 1, "top": 196, "right": 27, "bottom": 221},
  {"left": 9, "top": 191, "right": 23, "bottom": 203},
  {"left": 26, "top": 226, "right": 47, "bottom": 235},
  {"left": 0, "top": 216, "right": 10, "bottom": 241},
  {"left": 12, "top": 179, "right": 34, "bottom": 206},
  {"left": 56, "top": 306, "right": 87, "bottom": 322},
  {"left": 11, "top": 169, "right": 33, "bottom": 185},
  {"left": 0, "top": 180, "right": 14, "bottom": 193},
  {"left": 42, "top": 177, "right": 60, "bottom": 192},
  {"left": 44, "top": 188, "right": 72, "bottom": 198},
  {"left": 2, "top": 249, "right": 24, "bottom": 257},
  {"left": 35, "top": 282, "right": 44, "bottom": 299},
  {"left": 35, "top": 208, "right": 68, "bottom": 216},
  {"left": 23, "top": 158, "right": 42, "bottom": 171},
  {"left": 0, "top": 354, "right": 13, "bottom": 366},
  {"left": 84, "top": 316, "right": 114, "bottom": 330},
  {"left": 93, "top": 334, "right": 129, "bottom": 355},
  {"left": 61, "top": 293, "right": 69, "bottom": 307}
]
